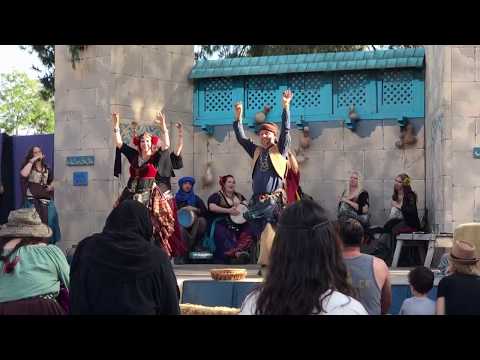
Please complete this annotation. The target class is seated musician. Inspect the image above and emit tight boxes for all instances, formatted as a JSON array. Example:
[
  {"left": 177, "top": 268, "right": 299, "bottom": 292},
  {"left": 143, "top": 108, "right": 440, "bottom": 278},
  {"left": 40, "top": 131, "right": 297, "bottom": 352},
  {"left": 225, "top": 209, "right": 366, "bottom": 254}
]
[
  {"left": 370, "top": 173, "right": 421, "bottom": 266},
  {"left": 207, "top": 175, "right": 254, "bottom": 264},
  {"left": 175, "top": 177, "right": 208, "bottom": 255},
  {"left": 233, "top": 90, "right": 293, "bottom": 274},
  {"left": 337, "top": 171, "right": 370, "bottom": 229}
]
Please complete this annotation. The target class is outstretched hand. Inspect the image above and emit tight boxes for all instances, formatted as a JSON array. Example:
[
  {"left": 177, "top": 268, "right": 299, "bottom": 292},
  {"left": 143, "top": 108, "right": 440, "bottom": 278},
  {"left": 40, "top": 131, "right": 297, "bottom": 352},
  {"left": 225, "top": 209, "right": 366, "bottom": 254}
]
[
  {"left": 154, "top": 110, "right": 167, "bottom": 128},
  {"left": 175, "top": 122, "right": 184, "bottom": 134},
  {"left": 234, "top": 102, "right": 243, "bottom": 121},
  {"left": 112, "top": 112, "right": 120, "bottom": 128},
  {"left": 229, "top": 207, "right": 241, "bottom": 216},
  {"left": 282, "top": 90, "right": 293, "bottom": 108}
]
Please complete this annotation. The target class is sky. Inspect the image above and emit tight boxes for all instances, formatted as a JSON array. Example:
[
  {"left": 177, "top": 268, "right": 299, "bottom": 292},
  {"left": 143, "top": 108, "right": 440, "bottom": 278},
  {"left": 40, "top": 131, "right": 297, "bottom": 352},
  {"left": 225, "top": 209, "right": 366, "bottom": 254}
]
[{"left": 0, "top": 45, "right": 46, "bottom": 78}]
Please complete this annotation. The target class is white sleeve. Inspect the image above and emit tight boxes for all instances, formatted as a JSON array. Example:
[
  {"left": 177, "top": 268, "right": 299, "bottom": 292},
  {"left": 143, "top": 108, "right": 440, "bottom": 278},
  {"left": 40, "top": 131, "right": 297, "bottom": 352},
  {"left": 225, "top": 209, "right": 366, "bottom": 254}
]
[
  {"left": 325, "top": 297, "right": 368, "bottom": 315},
  {"left": 398, "top": 302, "right": 405, "bottom": 315},
  {"left": 239, "top": 291, "right": 259, "bottom": 315}
]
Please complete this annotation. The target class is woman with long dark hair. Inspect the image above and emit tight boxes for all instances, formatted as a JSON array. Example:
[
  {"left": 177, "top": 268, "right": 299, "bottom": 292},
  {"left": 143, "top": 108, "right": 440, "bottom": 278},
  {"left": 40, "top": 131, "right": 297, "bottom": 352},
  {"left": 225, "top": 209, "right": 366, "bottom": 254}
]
[
  {"left": 20, "top": 146, "right": 61, "bottom": 244},
  {"left": 371, "top": 173, "right": 421, "bottom": 266},
  {"left": 239, "top": 199, "right": 367, "bottom": 315}
]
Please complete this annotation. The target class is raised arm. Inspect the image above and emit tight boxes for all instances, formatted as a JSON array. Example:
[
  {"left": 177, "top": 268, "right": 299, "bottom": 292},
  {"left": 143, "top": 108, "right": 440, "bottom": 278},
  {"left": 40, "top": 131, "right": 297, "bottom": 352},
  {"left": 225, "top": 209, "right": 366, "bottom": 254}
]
[
  {"left": 154, "top": 110, "right": 170, "bottom": 150},
  {"left": 233, "top": 102, "right": 256, "bottom": 158},
  {"left": 278, "top": 90, "right": 292, "bottom": 156},
  {"left": 112, "top": 112, "right": 123, "bottom": 149},
  {"left": 20, "top": 154, "right": 42, "bottom": 178},
  {"left": 174, "top": 122, "right": 184, "bottom": 156}
]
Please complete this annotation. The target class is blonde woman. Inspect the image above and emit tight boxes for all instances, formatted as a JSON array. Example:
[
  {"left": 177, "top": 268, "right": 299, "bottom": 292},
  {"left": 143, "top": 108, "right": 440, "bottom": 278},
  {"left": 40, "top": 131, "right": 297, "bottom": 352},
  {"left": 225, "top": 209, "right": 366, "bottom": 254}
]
[{"left": 337, "top": 171, "right": 370, "bottom": 228}]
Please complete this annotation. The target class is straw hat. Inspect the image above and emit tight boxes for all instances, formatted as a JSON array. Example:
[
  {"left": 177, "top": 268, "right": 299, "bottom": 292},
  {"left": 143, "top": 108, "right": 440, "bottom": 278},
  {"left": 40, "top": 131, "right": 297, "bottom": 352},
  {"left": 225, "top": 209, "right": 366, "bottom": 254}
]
[
  {"left": 453, "top": 223, "right": 480, "bottom": 257},
  {"left": 449, "top": 240, "right": 480, "bottom": 265},
  {"left": 0, "top": 208, "right": 52, "bottom": 239}
]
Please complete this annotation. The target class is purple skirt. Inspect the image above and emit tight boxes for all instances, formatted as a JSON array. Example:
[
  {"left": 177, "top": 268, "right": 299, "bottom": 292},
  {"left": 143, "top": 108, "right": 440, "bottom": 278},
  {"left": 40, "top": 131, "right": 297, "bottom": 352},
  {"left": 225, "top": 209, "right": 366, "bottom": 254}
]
[{"left": 0, "top": 297, "right": 66, "bottom": 315}]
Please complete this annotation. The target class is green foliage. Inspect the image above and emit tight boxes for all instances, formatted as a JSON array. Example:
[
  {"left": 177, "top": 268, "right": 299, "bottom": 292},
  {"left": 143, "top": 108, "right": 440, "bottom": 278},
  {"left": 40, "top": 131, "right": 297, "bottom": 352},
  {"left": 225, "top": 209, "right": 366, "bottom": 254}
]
[
  {"left": 195, "top": 45, "right": 368, "bottom": 60},
  {"left": 195, "top": 45, "right": 419, "bottom": 60},
  {"left": 0, "top": 71, "right": 54, "bottom": 135},
  {"left": 20, "top": 45, "right": 88, "bottom": 100},
  {"left": 20, "top": 45, "right": 55, "bottom": 101}
]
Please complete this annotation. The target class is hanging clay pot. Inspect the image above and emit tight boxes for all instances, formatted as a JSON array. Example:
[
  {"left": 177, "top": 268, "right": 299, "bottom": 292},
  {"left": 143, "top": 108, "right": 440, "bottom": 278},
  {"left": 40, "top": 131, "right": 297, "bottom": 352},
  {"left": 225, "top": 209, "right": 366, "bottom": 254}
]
[
  {"left": 202, "top": 161, "right": 214, "bottom": 188},
  {"left": 295, "top": 148, "right": 308, "bottom": 164},
  {"left": 255, "top": 111, "right": 266, "bottom": 124},
  {"left": 395, "top": 121, "right": 417, "bottom": 149},
  {"left": 300, "top": 126, "right": 311, "bottom": 149},
  {"left": 296, "top": 152, "right": 307, "bottom": 164},
  {"left": 254, "top": 105, "right": 272, "bottom": 124}
]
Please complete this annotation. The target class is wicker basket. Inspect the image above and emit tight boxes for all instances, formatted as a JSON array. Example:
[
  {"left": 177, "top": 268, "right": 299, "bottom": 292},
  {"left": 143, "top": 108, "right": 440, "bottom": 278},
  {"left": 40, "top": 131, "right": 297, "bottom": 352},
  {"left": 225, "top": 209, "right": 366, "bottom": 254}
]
[
  {"left": 210, "top": 268, "right": 247, "bottom": 281},
  {"left": 180, "top": 303, "right": 240, "bottom": 315}
]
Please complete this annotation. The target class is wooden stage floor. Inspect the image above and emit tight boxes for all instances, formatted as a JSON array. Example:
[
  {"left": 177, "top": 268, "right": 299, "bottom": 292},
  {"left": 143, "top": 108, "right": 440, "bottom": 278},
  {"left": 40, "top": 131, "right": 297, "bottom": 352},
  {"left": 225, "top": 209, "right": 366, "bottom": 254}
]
[{"left": 173, "top": 264, "right": 443, "bottom": 290}]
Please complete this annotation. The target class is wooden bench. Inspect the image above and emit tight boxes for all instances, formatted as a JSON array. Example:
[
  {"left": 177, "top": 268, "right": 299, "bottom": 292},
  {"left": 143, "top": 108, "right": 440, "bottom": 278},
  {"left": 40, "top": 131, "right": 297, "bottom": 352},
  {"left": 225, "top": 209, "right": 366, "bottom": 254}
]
[{"left": 391, "top": 233, "right": 436, "bottom": 268}]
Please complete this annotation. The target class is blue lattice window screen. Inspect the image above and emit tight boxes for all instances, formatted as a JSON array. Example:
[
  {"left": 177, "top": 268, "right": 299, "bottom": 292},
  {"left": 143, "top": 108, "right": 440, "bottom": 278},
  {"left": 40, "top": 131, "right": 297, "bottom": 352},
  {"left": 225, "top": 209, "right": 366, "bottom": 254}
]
[
  {"left": 382, "top": 70, "right": 413, "bottom": 105},
  {"left": 246, "top": 76, "right": 278, "bottom": 111},
  {"left": 288, "top": 73, "right": 323, "bottom": 109},
  {"left": 336, "top": 72, "right": 367, "bottom": 108},
  {"left": 289, "top": 74, "right": 305, "bottom": 108},
  {"left": 304, "top": 74, "right": 323, "bottom": 108},
  {"left": 204, "top": 78, "right": 233, "bottom": 112}
]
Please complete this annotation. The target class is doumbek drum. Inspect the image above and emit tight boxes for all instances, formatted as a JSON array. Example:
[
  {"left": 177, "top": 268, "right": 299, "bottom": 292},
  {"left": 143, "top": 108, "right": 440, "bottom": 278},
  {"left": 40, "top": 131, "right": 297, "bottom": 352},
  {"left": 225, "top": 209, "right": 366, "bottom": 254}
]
[
  {"left": 178, "top": 207, "right": 197, "bottom": 228},
  {"left": 229, "top": 203, "right": 249, "bottom": 225}
]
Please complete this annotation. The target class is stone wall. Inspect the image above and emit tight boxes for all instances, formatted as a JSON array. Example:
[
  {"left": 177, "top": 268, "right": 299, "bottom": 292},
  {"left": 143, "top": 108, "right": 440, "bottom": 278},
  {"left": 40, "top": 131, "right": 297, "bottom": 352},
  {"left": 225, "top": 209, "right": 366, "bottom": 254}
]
[
  {"left": 55, "top": 45, "right": 430, "bottom": 250},
  {"left": 425, "top": 45, "right": 480, "bottom": 233},
  {"left": 54, "top": 45, "right": 194, "bottom": 250},
  {"left": 192, "top": 118, "right": 426, "bottom": 226}
]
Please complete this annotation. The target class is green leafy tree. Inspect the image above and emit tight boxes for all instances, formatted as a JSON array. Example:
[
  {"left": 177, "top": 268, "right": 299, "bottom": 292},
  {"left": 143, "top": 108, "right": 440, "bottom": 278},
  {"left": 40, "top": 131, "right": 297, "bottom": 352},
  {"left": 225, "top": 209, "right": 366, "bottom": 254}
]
[
  {"left": 20, "top": 45, "right": 55, "bottom": 101},
  {"left": 195, "top": 45, "right": 419, "bottom": 60},
  {"left": 0, "top": 71, "right": 54, "bottom": 135},
  {"left": 20, "top": 45, "right": 87, "bottom": 101}
]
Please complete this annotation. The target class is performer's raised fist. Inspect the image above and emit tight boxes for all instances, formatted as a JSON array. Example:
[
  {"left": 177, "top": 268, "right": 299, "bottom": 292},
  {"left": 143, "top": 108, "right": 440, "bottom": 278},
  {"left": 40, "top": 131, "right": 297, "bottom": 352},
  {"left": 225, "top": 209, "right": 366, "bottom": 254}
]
[
  {"left": 282, "top": 90, "right": 293, "bottom": 108},
  {"left": 234, "top": 102, "right": 243, "bottom": 121},
  {"left": 154, "top": 111, "right": 167, "bottom": 127},
  {"left": 112, "top": 112, "right": 120, "bottom": 127}
]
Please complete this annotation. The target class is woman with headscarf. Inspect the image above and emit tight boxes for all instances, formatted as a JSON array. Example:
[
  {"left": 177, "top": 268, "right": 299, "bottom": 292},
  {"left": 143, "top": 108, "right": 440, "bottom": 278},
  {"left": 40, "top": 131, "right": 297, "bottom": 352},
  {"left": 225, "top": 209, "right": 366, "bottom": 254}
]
[
  {"left": 0, "top": 208, "right": 69, "bottom": 315},
  {"left": 19, "top": 145, "right": 61, "bottom": 244},
  {"left": 370, "top": 173, "right": 421, "bottom": 266},
  {"left": 112, "top": 112, "right": 185, "bottom": 258},
  {"left": 207, "top": 175, "right": 254, "bottom": 264},
  {"left": 175, "top": 176, "right": 208, "bottom": 257},
  {"left": 70, "top": 200, "right": 180, "bottom": 315}
]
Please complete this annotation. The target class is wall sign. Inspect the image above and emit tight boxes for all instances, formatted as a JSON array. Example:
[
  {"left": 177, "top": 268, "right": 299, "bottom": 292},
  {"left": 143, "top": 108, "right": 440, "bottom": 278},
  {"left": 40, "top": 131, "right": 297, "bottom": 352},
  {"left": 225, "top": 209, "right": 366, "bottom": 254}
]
[
  {"left": 73, "top": 172, "right": 88, "bottom": 186},
  {"left": 66, "top": 156, "right": 95, "bottom": 166}
]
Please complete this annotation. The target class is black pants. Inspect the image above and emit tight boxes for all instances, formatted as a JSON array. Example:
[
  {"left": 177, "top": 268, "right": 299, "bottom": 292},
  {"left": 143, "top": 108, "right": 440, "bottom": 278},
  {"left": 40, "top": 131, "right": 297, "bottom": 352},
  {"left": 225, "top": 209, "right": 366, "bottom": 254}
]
[{"left": 368, "top": 220, "right": 423, "bottom": 267}]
